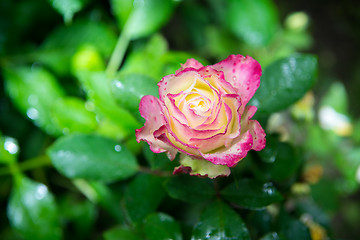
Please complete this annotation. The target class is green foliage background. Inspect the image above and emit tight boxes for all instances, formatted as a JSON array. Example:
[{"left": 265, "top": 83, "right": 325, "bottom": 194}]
[{"left": 1, "top": 0, "right": 360, "bottom": 239}]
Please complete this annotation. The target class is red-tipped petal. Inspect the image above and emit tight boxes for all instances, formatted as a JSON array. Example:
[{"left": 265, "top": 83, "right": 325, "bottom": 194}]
[
  {"left": 135, "top": 95, "right": 177, "bottom": 159},
  {"left": 212, "top": 55, "right": 262, "bottom": 105}
]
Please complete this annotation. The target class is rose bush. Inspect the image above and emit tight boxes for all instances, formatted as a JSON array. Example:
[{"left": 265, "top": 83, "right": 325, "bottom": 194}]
[{"left": 136, "top": 55, "right": 266, "bottom": 178}]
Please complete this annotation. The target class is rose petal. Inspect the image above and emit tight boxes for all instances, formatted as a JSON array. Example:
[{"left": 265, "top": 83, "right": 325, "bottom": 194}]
[
  {"left": 135, "top": 95, "right": 177, "bottom": 159},
  {"left": 198, "top": 66, "right": 237, "bottom": 95},
  {"left": 241, "top": 106, "right": 266, "bottom": 151},
  {"left": 169, "top": 115, "right": 225, "bottom": 145},
  {"left": 249, "top": 120, "right": 266, "bottom": 151},
  {"left": 176, "top": 58, "right": 204, "bottom": 74},
  {"left": 212, "top": 54, "right": 262, "bottom": 106},
  {"left": 163, "top": 93, "right": 188, "bottom": 125},
  {"left": 190, "top": 97, "right": 241, "bottom": 152},
  {"left": 200, "top": 131, "right": 254, "bottom": 167},
  {"left": 173, "top": 154, "right": 231, "bottom": 178},
  {"left": 154, "top": 125, "right": 199, "bottom": 157},
  {"left": 158, "top": 70, "right": 201, "bottom": 102}
]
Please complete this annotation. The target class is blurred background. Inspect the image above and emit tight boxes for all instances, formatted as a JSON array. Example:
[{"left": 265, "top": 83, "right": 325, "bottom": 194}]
[{"left": 1, "top": 0, "right": 360, "bottom": 239}]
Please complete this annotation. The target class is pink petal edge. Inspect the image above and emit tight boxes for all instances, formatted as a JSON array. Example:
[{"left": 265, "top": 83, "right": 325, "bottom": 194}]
[
  {"left": 200, "top": 131, "right": 254, "bottom": 167},
  {"left": 176, "top": 58, "right": 204, "bottom": 73},
  {"left": 212, "top": 54, "right": 262, "bottom": 106},
  {"left": 242, "top": 105, "right": 266, "bottom": 151},
  {"left": 135, "top": 95, "right": 177, "bottom": 159}
]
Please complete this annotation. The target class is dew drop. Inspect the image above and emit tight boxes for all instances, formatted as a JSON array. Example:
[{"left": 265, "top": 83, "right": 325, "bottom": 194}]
[
  {"left": 356, "top": 165, "right": 360, "bottom": 183},
  {"left": 114, "top": 145, "right": 122, "bottom": 152},
  {"left": 114, "top": 80, "right": 123, "bottom": 89},
  {"left": 85, "top": 101, "right": 95, "bottom": 111},
  {"left": 4, "top": 137, "right": 19, "bottom": 154},
  {"left": 35, "top": 185, "right": 48, "bottom": 200},
  {"left": 232, "top": 76, "right": 237, "bottom": 81},
  {"left": 26, "top": 108, "right": 39, "bottom": 120},
  {"left": 263, "top": 183, "right": 274, "bottom": 194}
]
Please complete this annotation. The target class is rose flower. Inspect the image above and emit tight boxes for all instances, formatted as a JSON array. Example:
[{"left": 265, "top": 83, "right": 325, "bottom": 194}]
[{"left": 136, "top": 55, "right": 266, "bottom": 178}]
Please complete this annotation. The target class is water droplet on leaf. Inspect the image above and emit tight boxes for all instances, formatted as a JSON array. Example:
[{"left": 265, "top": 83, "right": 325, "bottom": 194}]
[
  {"left": 26, "top": 107, "right": 39, "bottom": 120},
  {"left": 35, "top": 185, "right": 48, "bottom": 200},
  {"left": 114, "top": 145, "right": 122, "bottom": 152},
  {"left": 4, "top": 137, "right": 19, "bottom": 155}
]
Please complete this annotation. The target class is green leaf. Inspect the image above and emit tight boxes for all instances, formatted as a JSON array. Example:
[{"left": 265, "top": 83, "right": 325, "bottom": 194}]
[
  {"left": 143, "top": 212, "right": 182, "bottom": 240},
  {"left": 42, "top": 20, "right": 116, "bottom": 57},
  {"left": 295, "top": 198, "right": 330, "bottom": 228},
  {"left": 71, "top": 44, "right": 106, "bottom": 73},
  {"left": 260, "top": 232, "right": 285, "bottom": 240},
  {"left": 111, "top": 73, "right": 158, "bottom": 119},
  {"left": 3, "top": 66, "right": 65, "bottom": 136},
  {"left": 125, "top": 174, "right": 165, "bottom": 222},
  {"left": 58, "top": 196, "right": 97, "bottom": 240},
  {"left": 120, "top": 34, "right": 168, "bottom": 80},
  {"left": 304, "top": 125, "right": 334, "bottom": 157},
  {"left": 0, "top": 136, "right": 19, "bottom": 164},
  {"left": 247, "top": 209, "right": 273, "bottom": 237},
  {"left": 320, "top": 81, "right": 348, "bottom": 114},
  {"left": 164, "top": 175, "right": 216, "bottom": 204},
  {"left": 51, "top": 97, "right": 97, "bottom": 134},
  {"left": 48, "top": 133, "right": 138, "bottom": 183},
  {"left": 254, "top": 141, "right": 302, "bottom": 182},
  {"left": 37, "top": 20, "right": 117, "bottom": 75},
  {"left": 7, "top": 176, "right": 62, "bottom": 240},
  {"left": 192, "top": 201, "right": 250, "bottom": 240},
  {"left": 104, "top": 227, "right": 142, "bottom": 240},
  {"left": 111, "top": 0, "right": 175, "bottom": 39},
  {"left": 257, "top": 134, "right": 278, "bottom": 163},
  {"left": 279, "top": 216, "right": 311, "bottom": 240},
  {"left": 143, "top": 145, "right": 177, "bottom": 171},
  {"left": 332, "top": 148, "right": 360, "bottom": 193},
  {"left": 48, "top": 0, "right": 89, "bottom": 24},
  {"left": 109, "top": 0, "right": 133, "bottom": 28},
  {"left": 251, "top": 54, "right": 318, "bottom": 116},
  {"left": 221, "top": 179, "right": 283, "bottom": 210},
  {"left": 85, "top": 181, "right": 124, "bottom": 222},
  {"left": 311, "top": 178, "right": 339, "bottom": 212},
  {"left": 226, "top": 0, "right": 279, "bottom": 46},
  {"left": 77, "top": 71, "right": 141, "bottom": 136},
  {"left": 267, "top": 142, "right": 302, "bottom": 182}
]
